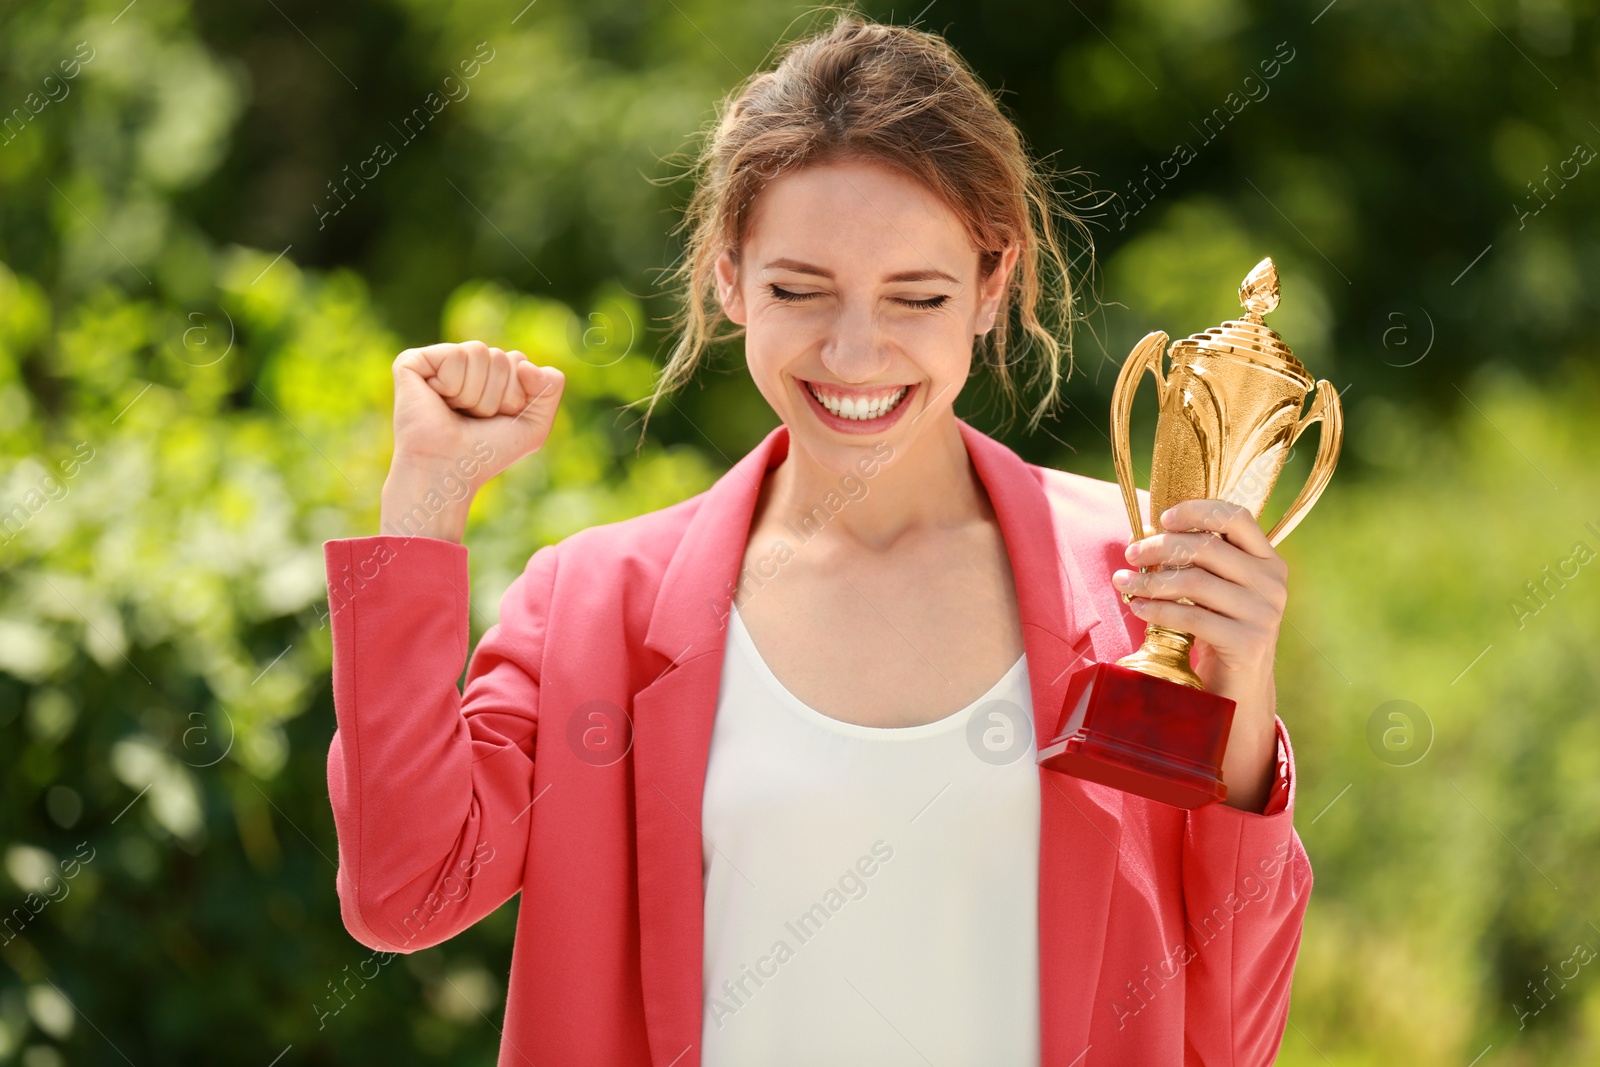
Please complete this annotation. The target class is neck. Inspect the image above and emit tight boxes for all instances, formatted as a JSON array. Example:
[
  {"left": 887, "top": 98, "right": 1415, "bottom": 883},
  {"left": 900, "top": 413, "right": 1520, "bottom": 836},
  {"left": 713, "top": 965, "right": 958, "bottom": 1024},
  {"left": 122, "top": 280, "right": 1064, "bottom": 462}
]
[{"left": 758, "top": 412, "right": 993, "bottom": 551}]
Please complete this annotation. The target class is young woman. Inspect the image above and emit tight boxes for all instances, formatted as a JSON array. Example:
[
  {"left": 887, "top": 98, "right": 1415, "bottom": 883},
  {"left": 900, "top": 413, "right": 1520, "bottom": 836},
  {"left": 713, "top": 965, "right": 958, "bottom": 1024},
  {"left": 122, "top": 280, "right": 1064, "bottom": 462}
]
[{"left": 322, "top": 11, "right": 1310, "bottom": 1066}]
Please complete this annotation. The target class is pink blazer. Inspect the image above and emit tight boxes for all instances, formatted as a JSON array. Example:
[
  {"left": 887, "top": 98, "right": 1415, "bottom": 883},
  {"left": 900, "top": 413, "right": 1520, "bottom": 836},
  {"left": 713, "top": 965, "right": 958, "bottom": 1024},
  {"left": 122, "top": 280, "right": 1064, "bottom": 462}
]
[{"left": 323, "top": 418, "right": 1311, "bottom": 1066}]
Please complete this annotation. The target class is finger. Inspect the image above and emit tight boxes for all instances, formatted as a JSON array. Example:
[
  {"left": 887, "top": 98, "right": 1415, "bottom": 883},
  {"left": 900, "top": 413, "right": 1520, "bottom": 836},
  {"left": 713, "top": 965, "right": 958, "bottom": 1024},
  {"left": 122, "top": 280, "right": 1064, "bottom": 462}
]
[
  {"left": 396, "top": 343, "right": 468, "bottom": 397},
  {"left": 511, "top": 361, "right": 563, "bottom": 423},
  {"left": 1125, "top": 595, "right": 1246, "bottom": 650},
  {"left": 1159, "top": 498, "right": 1278, "bottom": 562},
  {"left": 433, "top": 347, "right": 469, "bottom": 398},
  {"left": 495, "top": 350, "right": 525, "bottom": 414},
  {"left": 1125, "top": 529, "right": 1268, "bottom": 591},
  {"left": 472, "top": 348, "right": 511, "bottom": 417},
  {"left": 448, "top": 340, "right": 491, "bottom": 411},
  {"left": 1113, "top": 563, "right": 1267, "bottom": 624},
  {"left": 1125, "top": 528, "right": 1288, "bottom": 620}
]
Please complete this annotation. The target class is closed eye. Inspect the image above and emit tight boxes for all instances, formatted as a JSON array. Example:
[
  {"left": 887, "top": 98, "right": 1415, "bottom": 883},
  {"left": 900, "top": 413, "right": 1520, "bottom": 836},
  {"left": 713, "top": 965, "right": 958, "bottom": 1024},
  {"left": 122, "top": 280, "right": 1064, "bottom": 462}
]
[
  {"left": 766, "top": 284, "right": 949, "bottom": 310},
  {"left": 767, "top": 284, "right": 819, "bottom": 303}
]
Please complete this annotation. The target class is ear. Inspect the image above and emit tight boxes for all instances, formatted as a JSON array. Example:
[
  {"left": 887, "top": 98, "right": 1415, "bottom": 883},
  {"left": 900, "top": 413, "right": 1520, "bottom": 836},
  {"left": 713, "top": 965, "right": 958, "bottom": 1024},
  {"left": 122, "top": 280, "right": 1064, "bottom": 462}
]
[
  {"left": 714, "top": 247, "right": 747, "bottom": 326},
  {"left": 977, "top": 245, "right": 1021, "bottom": 334}
]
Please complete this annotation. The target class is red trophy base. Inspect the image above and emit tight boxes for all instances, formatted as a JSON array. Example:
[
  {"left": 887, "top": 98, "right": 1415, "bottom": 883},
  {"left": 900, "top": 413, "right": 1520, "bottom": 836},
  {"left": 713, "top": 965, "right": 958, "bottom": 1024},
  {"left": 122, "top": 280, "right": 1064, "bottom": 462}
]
[{"left": 1037, "top": 662, "right": 1236, "bottom": 809}]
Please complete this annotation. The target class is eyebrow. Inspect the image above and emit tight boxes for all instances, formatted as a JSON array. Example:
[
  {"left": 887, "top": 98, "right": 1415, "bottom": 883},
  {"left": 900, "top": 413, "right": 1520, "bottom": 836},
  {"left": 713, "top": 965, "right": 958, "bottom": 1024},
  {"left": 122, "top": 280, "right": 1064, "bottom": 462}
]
[{"left": 761, "top": 257, "right": 959, "bottom": 285}]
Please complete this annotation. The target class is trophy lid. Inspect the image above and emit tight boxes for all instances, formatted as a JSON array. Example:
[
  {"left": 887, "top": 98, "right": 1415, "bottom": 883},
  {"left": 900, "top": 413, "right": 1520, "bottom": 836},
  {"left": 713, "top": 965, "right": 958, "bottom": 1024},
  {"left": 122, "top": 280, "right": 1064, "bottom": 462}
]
[{"left": 1170, "top": 257, "right": 1310, "bottom": 380}]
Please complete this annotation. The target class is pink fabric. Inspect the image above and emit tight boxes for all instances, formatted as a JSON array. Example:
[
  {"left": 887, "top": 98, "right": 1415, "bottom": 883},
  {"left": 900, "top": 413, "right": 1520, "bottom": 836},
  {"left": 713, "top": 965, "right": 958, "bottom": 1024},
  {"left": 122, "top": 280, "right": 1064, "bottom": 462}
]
[{"left": 323, "top": 418, "right": 1312, "bottom": 1066}]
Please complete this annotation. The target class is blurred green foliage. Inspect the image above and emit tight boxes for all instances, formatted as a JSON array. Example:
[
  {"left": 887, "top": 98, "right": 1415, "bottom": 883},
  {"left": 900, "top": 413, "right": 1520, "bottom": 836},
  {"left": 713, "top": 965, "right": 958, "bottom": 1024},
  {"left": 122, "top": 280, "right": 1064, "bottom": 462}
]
[{"left": 1, "top": 0, "right": 1597, "bottom": 1063}]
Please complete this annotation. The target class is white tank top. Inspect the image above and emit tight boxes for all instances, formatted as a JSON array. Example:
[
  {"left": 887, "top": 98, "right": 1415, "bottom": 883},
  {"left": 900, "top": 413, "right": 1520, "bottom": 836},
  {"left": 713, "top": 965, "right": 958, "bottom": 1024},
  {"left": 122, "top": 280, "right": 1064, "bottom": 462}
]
[{"left": 701, "top": 603, "right": 1041, "bottom": 1067}]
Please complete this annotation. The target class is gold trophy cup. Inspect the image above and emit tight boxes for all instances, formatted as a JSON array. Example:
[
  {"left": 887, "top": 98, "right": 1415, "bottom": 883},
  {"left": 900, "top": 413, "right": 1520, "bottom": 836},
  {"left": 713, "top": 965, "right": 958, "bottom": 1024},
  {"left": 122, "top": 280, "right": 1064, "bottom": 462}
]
[{"left": 1038, "top": 257, "right": 1343, "bottom": 807}]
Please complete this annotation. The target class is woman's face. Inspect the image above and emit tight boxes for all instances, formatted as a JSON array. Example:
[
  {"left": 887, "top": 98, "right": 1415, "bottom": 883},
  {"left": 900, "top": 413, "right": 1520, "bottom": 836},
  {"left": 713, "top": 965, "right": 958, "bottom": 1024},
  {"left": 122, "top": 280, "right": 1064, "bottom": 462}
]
[{"left": 715, "top": 157, "right": 1018, "bottom": 472}]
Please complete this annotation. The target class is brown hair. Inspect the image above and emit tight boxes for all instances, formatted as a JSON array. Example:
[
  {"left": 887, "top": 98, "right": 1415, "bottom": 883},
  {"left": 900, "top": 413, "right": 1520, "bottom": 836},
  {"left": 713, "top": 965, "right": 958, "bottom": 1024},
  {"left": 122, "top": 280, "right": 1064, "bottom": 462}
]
[{"left": 634, "top": 6, "right": 1093, "bottom": 438}]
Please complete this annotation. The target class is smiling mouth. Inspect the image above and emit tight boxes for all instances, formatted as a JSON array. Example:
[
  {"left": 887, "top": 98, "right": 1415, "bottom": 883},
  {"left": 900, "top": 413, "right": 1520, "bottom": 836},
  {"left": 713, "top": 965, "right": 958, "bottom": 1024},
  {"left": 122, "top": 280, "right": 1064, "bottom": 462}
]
[{"left": 802, "top": 380, "right": 912, "bottom": 421}]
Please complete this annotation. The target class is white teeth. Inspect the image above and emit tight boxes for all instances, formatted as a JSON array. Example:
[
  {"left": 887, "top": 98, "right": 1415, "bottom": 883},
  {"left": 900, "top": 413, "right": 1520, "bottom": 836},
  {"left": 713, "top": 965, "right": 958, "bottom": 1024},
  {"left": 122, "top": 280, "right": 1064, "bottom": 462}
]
[{"left": 808, "top": 383, "right": 909, "bottom": 421}]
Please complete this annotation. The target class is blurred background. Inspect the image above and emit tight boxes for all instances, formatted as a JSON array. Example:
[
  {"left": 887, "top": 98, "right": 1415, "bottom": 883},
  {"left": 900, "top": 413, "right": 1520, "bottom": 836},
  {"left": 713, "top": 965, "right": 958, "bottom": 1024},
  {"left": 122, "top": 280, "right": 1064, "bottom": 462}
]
[{"left": 1, "top": 0, "right": 1598, "bottom": 1063}]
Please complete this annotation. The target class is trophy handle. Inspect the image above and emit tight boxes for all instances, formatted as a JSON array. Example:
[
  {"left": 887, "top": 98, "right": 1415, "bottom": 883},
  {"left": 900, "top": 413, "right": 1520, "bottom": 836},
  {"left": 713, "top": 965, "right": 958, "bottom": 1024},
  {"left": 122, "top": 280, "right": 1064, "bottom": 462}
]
[
  {"left": 1110, "top": 331, "right": 1170, "bottom": 540},
  {"left": 1263, "top": 378, "right": 1344, "bottom": 548}
]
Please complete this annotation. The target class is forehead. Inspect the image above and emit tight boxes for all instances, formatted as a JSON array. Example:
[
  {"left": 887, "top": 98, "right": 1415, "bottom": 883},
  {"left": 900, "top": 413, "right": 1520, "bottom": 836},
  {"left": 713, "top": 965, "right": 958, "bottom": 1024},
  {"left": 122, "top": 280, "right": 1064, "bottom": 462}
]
[{"left": 741, "top": 158, "right": 976, "bottom": 275}]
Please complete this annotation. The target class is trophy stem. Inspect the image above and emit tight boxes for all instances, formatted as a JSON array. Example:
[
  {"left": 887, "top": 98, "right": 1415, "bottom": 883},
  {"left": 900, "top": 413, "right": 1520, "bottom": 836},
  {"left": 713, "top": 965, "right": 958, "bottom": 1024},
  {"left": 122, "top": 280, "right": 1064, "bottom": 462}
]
[{"left": 1114, "top": 625, "right": 1205, "bottom": 690}]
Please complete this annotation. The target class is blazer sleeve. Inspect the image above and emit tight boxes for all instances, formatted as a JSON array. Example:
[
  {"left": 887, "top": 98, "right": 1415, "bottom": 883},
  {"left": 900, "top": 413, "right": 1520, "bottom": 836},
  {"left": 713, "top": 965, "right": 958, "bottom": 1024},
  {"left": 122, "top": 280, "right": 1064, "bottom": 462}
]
[
  {"left": 322, "top": 533, "right": 559, "bottom": 953},
  {"left": 1179, "top": 715, "right": 1313, "bottom": 1066}
]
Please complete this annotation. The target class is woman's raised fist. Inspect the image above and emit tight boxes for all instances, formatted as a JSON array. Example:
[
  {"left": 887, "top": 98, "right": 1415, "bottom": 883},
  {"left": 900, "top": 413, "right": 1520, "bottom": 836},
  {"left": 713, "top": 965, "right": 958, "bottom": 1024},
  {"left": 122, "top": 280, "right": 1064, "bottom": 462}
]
[
  {"left": 379, "top": 341, "right": 565, "bottom": 541},
  {"left": 389, "top": 340, "right": 565, "bottom": 494}
]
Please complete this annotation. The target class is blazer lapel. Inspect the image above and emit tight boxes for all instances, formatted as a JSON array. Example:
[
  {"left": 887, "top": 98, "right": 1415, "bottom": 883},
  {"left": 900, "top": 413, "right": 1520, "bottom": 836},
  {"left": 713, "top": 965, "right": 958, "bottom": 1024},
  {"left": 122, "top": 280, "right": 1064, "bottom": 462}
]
[
  {"left": 957, "top": 421, "right": 1128, "bottom": 1065},
  {"left": 633, "top": 423, "right": 789, "bottom": 1067},
  {"left": 632, "top": 419, "right": 1126, "bottom": 1067}
]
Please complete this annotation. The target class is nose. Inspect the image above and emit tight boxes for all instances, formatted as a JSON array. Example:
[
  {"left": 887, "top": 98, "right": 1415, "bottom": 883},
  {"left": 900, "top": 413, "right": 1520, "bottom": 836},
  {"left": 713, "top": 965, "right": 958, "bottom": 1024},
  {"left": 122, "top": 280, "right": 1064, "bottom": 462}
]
[{"left": 819, "top": 298, "right": 891, "bottom": 383}]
